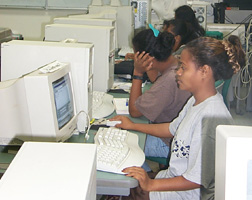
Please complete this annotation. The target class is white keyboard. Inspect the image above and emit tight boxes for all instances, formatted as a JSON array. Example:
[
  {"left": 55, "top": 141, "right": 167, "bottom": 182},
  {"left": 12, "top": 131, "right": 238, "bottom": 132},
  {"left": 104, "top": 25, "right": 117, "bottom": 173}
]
[
  {"left": 92, "top": 91, "right": 115, "bottom": 119},
  {"left": 94, "top": 127, "right": 145, "bottom": 174}
]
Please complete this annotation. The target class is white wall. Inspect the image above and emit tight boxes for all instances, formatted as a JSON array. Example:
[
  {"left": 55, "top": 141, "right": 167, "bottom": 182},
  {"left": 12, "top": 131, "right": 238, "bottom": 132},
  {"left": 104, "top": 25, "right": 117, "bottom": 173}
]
[{"left": 0, "top": 8, "right": 87, "bottom": 41}]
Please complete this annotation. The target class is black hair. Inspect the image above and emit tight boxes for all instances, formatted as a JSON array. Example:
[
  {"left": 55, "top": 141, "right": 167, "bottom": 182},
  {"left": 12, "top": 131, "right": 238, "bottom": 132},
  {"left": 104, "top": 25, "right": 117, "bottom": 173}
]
[
  {"left": 132, "top": 29, "right": 175, "bottom": 62},
  {"left": 184, "top": 36, "right": 246, "bottom": 81},
  {"left": 175, "top": 5, "right": 205, "bottom": 37},
  {"left": 163, "top": 18, "right": 198, "bottom": 45}
]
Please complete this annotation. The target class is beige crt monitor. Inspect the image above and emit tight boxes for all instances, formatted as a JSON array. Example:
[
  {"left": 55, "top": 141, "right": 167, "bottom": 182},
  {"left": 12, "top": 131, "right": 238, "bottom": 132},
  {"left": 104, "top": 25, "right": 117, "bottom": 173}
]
[
  {"left": 53, "top": 17, "right": 118, "bottom": 48},
  {"left": 215, "top": 125, "right": 252, "bottom": 200},
  {"left": 0, "top": 62, "right": 77, "bottom": 142},
  {"left": 45, "top": 23, "right": 115, "bottom": 92},
  {"left": 88, "top": 5, "right": 134, "bottom": 48},
  {"left": 71, "top": 5, "right": 134, "bottom": 48},
  {"left": 53, "top": 17, "right": 116, "bottom": 27},
  {"left": 1, "top": 40, "right": 94, "bottom": 131},
  {"left": 0, "top": 142, "right": 97, "bottom": 200},
  {"left": 69, "top": 9, "right": 118, "bottom": 20}
]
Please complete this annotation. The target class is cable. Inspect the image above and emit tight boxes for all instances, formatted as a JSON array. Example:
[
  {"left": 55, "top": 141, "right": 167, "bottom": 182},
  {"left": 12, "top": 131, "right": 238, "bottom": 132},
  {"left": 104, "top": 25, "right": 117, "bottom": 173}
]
[
  {"left": 224, "top": 15, "right": 233, "bottom": 24},
  {"left": 246, "top": 18, "right": 252, "bottom": 42},
  {"left": 223, "top": 14, "right": 252, "bottom": 39},
  {"left": 223, "top": 23, "right": 244, "bottom": 39},
  {"left": 233, "top": 27, "right": 252, "bottom": 101},
  {"left": 76, "top": 110, "right": 92, "bottom": 142}
]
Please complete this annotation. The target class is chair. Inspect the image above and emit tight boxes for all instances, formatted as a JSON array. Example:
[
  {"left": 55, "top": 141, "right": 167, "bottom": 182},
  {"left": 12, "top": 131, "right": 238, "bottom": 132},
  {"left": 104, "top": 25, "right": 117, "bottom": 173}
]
[
  {"left": 145, "top": 156, "right": 168, "bottom": 170},
  {"left": 145, "top": 139, "right": 172, "bottom": 171}
]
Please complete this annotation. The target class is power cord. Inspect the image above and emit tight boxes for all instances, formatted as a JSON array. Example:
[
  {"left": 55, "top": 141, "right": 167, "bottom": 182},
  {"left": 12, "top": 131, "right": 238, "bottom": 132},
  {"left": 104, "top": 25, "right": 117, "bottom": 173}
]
[
  {"left": 234, "top": 19, "right": 252, "bottom": 101},
  {"left": 76, "top": 110, "right": 92, "bottom": 142},
  {"left": 223, "top": 14, "right": 252, "bottom": 39}
]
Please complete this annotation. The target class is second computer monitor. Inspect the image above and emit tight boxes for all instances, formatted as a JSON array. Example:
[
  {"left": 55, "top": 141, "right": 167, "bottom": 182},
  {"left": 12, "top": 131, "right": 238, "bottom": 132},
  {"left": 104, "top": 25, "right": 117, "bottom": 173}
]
[
  {"left": 53, "top": 17, "right": 118, "bottom": 49},
  {"left": 1, "top": 40, "right": 94, "bottom": 132},
  {"left": 0, "top": 62, "right": 77, "bottom": 142},
  {"left": 88, "top": 5, "right": 134, "bottom": 48},
  {"left": 216, "top": 125, "right": 252, "bottom": 200}
]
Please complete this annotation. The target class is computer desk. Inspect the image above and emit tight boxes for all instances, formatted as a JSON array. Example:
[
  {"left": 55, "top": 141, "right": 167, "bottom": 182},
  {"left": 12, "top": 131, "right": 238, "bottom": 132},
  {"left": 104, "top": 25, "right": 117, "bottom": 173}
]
[{"left": 0, "top": 87, "right": 150, "bottom": 196}]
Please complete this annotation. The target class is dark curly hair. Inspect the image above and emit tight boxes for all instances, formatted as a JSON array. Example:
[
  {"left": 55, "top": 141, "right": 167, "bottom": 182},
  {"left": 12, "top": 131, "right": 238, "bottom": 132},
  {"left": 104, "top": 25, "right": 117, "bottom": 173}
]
[
  {"left": 184, "top": 36, "right": 246, "bottom": 81},
  {"left": 132, "top": 29, "right": 175, "bottom": 62}
]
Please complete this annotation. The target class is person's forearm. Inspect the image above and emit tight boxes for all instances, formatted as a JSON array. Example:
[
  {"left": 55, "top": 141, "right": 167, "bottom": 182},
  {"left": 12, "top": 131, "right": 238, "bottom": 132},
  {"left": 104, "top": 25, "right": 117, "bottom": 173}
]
[
  {"left": 129, "top": 70, "right": 143, "bottom": 117},
  {"left": 130, "top": 122, "right": 172, "bottom": 138},
  {"left": 148, "top": 176, "right": 200, "bottom": 192}
]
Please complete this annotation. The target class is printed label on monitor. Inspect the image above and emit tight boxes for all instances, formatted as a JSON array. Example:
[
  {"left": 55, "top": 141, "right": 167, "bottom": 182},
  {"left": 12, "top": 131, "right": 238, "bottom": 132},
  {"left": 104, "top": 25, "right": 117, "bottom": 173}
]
[{"left": 53, "top": 74, "right": 74, "bottom": 129}]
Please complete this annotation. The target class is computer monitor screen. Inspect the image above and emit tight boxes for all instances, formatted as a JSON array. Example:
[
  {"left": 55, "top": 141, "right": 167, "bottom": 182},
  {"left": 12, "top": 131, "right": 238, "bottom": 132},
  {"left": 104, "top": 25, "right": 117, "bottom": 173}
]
[{"left": 53, "top": 74, "right": 74, "bottom": 129}]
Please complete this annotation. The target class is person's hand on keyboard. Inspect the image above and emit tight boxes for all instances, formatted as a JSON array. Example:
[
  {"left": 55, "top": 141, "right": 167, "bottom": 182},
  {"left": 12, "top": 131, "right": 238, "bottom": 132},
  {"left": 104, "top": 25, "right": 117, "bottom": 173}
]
[
  {"left": 109, "top": 115, "right": 134, "bottom": 130},
  {"left": 122, "top": 166, "right": 153, "bottom": 191}
]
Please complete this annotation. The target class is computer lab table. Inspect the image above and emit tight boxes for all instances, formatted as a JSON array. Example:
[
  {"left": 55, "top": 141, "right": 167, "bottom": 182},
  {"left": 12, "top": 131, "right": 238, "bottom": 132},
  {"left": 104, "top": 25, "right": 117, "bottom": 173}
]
[
  {"left": 68, "top": 89, "right": 149, "bottom": 196},
  {"left": 0, "top": 89, "right": 150, "bottom": 196},
  {"left": 68, "top": 113, "right": 148, "bottom": 196}
]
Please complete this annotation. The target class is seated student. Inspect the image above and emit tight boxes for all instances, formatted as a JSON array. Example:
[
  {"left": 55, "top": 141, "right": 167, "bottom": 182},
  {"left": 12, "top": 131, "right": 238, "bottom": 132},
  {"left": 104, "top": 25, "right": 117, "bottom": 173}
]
[
  {"left": 162, "top": 18, "right": 199, "bottom": 57},
  {"left": 139, "top": 18, "right": 200, "bottom": 83},
  {"left": 128, "top": 27, "right": 191, "bottom": 170},
  {"left": 111, "top": 36, "right": 245, "bottom": 200},
  {"left": 174, "top": 5, "right": 206, "bottom": 38}
]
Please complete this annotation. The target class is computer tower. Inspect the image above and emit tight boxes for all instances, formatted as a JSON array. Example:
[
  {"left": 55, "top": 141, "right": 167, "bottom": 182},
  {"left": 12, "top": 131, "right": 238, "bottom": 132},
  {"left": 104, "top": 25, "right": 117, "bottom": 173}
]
[
  {"left": 44, "top": 24, "right": 115, "bottom": 93},
  {"left": 190, "top": 3, "right": 207, "bottom": 30},
  {"left": 88, "top": 5, "right": 134, "bottom": 48},
  {"left": 0, "top": 142, "right": 97, "bottom": 200},
  {"left": 1, "top": 40, "right": 94, "bottom": 132},
  {"left": 130, "top": 0, "right": 151, "bottom": 30}
]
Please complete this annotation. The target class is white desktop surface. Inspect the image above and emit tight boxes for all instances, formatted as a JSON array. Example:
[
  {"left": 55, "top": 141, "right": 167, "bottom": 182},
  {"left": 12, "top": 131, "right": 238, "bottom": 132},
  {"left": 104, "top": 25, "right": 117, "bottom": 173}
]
[{"left": 0, "top": 142, "right": 96, "bottom": 200}]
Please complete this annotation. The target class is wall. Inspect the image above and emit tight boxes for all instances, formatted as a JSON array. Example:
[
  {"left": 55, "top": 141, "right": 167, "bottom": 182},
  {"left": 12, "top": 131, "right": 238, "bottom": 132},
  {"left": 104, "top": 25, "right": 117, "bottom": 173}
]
[
  {"left": 0, "top": 8, "right": 87, "bottom": 41},
  {"left": 0, "top": 0, "right": 130, "bottom": 41},
  {"left": 0, "top": 1, "right": 249, "bottom": 41}
]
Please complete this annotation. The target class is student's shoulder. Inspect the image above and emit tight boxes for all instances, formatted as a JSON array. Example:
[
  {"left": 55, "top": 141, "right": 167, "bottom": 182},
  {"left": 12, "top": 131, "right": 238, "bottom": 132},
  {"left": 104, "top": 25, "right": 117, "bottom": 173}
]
[
  {"left": 202, "top": 95, "right": 231, "bottom": 117},
  {"left": 157, "top": 68, "right": 177, "bottom": 84}
]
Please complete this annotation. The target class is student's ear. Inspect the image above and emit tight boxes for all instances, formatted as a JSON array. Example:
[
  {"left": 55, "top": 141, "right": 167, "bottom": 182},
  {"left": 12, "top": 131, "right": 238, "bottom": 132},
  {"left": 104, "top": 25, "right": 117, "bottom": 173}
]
[{"left": 200, "top": 65, "right": 212, "bottom": 79}]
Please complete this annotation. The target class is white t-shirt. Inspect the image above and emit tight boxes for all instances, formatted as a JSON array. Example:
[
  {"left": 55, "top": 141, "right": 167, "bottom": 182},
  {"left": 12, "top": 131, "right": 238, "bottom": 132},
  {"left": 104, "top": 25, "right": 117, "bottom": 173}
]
[{"left": 150, "top": 92, "right": 233, "bottom": 200}]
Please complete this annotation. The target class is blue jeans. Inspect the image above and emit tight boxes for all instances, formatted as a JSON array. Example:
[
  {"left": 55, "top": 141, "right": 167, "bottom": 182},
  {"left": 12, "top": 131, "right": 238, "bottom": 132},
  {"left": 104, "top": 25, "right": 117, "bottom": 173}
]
[{"left": 142, "top": 135, "right": 170, "bottom": 172}]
